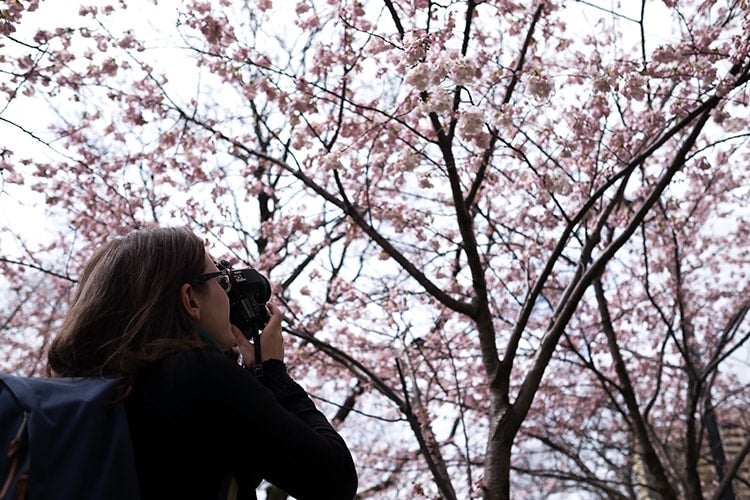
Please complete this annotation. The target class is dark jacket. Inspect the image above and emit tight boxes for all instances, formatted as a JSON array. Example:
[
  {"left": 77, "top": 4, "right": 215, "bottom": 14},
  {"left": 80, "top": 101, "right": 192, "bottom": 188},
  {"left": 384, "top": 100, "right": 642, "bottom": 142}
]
[{"left": 125, "top": 349, "right": 357, "bottom": 499}]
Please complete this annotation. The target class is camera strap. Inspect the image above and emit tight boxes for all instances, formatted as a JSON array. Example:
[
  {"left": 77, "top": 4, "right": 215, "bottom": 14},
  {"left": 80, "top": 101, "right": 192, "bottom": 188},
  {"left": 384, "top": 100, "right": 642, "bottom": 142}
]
[{"left": 252, "top": 329, "right": 263, "bottom": 379}]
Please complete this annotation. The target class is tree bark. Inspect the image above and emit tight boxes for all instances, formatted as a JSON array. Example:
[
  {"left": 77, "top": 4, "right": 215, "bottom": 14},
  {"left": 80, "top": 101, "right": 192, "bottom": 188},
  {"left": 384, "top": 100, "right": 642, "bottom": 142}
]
[{"left": 483, "top": 401, "right": 514, "bottom": 500}]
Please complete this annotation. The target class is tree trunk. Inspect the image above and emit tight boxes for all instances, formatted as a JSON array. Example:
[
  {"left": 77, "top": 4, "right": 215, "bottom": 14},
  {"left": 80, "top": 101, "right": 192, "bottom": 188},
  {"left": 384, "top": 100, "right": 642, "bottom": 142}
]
[{"left": 482, "top": 396, "right": 514, "bottom": 500}]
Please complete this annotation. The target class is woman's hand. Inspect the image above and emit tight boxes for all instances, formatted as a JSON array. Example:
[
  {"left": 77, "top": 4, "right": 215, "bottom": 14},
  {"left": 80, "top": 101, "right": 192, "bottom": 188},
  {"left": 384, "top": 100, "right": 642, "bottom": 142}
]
[{"left": 232, "top": 302, "right": 285, "bottom": 367}]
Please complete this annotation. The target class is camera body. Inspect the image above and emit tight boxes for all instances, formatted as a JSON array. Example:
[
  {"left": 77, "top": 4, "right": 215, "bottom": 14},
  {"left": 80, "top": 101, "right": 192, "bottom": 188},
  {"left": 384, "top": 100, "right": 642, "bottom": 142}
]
[{"left": 217, "top": 260, "right": 271, "bottom": 339}]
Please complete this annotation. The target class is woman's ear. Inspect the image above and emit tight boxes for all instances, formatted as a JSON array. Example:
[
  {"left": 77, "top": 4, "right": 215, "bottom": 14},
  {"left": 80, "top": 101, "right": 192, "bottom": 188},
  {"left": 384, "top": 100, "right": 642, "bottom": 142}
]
[{"left": 180, "top": 283, "right": 201, "bottom": 320}]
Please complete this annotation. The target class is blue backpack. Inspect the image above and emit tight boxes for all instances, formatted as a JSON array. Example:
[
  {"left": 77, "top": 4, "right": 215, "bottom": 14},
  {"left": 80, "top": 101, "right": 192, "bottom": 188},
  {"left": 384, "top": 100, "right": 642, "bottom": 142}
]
[{"left": 0, "top": 374, "right": 140, "bottom": 499}]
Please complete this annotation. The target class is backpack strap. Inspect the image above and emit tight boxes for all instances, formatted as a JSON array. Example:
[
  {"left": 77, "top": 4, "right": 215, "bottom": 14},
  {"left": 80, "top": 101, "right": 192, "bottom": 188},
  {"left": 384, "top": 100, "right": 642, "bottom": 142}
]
[{"left": 0, "top": 410, "right": 29, "bottom": 499}]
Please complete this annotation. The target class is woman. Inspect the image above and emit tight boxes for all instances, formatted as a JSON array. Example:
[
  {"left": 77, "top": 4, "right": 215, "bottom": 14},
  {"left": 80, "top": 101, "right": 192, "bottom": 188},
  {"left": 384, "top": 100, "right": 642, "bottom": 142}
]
[{"left": 48, "top": 226, "right": 358, "bottom": 499}]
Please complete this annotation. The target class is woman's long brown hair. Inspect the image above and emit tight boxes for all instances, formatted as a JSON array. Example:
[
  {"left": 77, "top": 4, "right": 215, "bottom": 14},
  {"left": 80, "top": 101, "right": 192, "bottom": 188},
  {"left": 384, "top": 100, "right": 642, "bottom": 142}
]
[{"left": 48, "top": 227, "right": 211, "bottom": 378}]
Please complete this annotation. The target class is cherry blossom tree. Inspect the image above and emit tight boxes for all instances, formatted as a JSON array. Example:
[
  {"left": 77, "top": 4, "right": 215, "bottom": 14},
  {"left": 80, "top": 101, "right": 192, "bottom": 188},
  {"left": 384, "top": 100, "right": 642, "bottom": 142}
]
[{"left": 2, "top": 0, "right": 750, "bottom": 498}]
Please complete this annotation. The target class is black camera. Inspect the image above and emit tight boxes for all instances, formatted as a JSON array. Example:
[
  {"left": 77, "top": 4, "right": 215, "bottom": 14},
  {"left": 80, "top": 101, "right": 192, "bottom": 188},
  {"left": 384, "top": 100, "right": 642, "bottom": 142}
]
[{"left": 217, "top": 260, "right": 271, "bottom": 339}]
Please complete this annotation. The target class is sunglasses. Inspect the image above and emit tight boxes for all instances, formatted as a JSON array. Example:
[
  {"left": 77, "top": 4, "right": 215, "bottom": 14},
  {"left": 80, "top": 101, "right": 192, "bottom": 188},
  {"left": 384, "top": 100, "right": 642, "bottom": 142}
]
[{"left": 189, "top": 268, "right": 232, "bottom": 292}]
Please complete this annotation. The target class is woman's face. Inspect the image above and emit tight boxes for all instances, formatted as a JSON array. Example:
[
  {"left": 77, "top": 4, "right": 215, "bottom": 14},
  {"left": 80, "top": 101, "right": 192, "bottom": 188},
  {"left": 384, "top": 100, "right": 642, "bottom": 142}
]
[{"left": 194, "top": 252, "right": 235, "bottom": 349}]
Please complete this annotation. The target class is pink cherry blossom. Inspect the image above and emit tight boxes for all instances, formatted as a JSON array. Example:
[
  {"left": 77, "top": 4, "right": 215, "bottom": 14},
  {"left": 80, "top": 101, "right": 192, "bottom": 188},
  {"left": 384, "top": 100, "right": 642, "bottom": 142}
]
[{"left": 2, "top": 1, "right": 749, "bottom": 499}]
